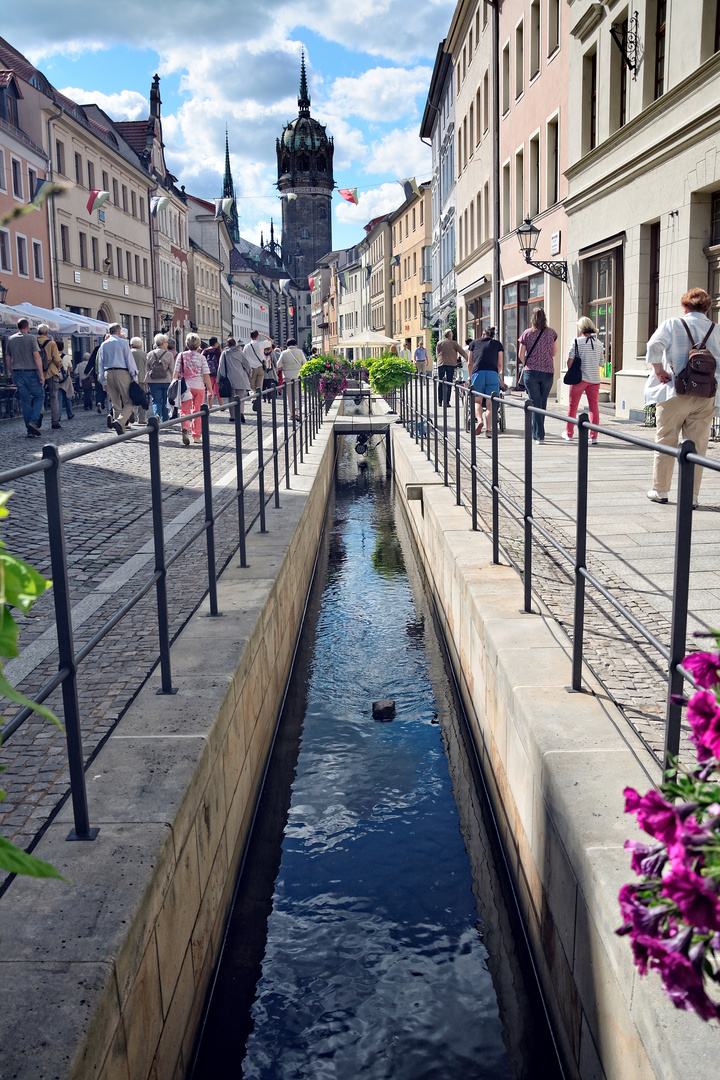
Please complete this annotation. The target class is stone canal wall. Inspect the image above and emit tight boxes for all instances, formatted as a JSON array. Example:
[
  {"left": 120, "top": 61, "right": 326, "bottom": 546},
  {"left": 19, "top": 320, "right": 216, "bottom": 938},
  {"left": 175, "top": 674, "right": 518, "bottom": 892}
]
[
  {"left": 390, "top": 422, "right": 720, "bottom": 1080},
  {"left": 0, "top": 405, "right": 339, "bottom": 1080}
]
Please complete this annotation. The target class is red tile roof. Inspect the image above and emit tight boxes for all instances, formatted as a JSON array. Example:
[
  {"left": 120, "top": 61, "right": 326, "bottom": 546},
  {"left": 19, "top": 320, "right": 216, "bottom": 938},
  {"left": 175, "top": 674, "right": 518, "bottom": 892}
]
[
  {"left": 0, "top": 70, "right": 22, "bottom": 96},
  {"left": 115, "top": 120, "right": 148, "bottom": 153}
]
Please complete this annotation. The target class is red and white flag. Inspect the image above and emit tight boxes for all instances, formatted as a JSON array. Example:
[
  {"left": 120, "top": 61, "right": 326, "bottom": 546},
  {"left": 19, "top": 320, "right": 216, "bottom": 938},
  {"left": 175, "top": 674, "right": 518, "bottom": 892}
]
[
  {"left": 338, "top": 188, "right": 358, "bottom": 205},
  {"left": 87, "top": 189, "right": 110, "bottom": 214}
]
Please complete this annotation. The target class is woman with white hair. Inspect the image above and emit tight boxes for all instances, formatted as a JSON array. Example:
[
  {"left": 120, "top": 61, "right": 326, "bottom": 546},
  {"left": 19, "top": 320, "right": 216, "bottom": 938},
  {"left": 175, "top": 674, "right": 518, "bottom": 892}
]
[
  {"left": 174, "top": 332, "right": 213, "bottom": 445},
  {"left": 563, "top": 316, "right": 604, "bottom": 445},
  {"left": 145, "top": 333, "right": 175, "bottom": 422},
  {"left": 129, "top": 337, "right": 148, "bottom": 425}
]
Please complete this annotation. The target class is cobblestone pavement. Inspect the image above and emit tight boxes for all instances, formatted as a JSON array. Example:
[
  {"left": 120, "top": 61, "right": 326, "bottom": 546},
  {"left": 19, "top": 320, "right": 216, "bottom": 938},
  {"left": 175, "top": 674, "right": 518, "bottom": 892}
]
[
  {"left": 0, "top": 396, "right": 309, "bottom": 868},
  {"left": 416, "top": 393, "right": 720, "bottom": 769}
]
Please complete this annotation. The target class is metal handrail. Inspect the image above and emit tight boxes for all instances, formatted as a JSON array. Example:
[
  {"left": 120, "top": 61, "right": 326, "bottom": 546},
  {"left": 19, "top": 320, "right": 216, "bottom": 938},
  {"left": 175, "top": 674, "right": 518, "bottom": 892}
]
[
  {"left": 0, "top": 376, "right": 324, "bottom": 842},
  {"left": 399, "top": 371, "right": 718, "bottom": 771}
]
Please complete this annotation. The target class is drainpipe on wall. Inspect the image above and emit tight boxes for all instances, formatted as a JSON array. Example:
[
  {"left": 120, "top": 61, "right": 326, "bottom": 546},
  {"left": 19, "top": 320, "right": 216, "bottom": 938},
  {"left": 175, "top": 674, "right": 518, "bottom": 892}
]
[{"left": 46, "top": 106, "right": 63, "bottom": 309}]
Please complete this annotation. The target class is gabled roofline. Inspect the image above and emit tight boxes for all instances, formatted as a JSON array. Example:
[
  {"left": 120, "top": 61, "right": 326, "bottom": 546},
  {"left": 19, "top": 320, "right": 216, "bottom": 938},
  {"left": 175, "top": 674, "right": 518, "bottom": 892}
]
[{"left": 420, "top": 41, "right": 452, "bottom": 140}]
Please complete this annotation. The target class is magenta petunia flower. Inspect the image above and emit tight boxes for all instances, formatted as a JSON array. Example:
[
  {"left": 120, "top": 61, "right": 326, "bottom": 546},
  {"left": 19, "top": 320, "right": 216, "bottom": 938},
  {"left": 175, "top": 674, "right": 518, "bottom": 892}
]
[
  {"left": 687, "top": 690, "right": 720, "bottom": 761},
  {"left": 624, "top": 838, "right": 667, "bottom": 877},
  {"left": 624, "top": 787, "right": 683, "bottom": 844},
  {"left": 662, "top": 869, "right": 720, "bottom": 932},
  {"left": 651, "top": 949, "right": 720, "bottom": 1020},
  {"left": 682, "top": 651, "right": 720, "bottom": 689}
]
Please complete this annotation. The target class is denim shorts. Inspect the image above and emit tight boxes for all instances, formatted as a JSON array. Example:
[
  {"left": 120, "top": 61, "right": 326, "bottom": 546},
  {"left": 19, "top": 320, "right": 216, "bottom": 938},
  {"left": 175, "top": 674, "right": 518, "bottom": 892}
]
[{"left": 471, "top": 369, "right": 500, "bottom": 397}]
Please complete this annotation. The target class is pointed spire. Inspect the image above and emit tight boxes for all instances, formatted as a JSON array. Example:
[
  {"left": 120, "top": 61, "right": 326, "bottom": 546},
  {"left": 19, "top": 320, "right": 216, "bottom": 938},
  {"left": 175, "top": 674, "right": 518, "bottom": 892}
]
[
  {"left": 298, "top": 50, "right": 310, "bottom": 116},
  {"left": 150, "top": 74, "right": 161, "bottom": 119},
  {"left": 270, "top": 219, "right": 275, "bottom": 246},
  {"left": 221, "top": 128, "right": 240, "bottom": 243}
]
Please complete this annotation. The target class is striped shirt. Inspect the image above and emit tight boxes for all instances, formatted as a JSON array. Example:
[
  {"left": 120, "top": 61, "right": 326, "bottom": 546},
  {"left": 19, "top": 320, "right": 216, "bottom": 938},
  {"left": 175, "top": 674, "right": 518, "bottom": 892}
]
[{"left": 568, "top": 335, "right": 604, "bottom": 384}]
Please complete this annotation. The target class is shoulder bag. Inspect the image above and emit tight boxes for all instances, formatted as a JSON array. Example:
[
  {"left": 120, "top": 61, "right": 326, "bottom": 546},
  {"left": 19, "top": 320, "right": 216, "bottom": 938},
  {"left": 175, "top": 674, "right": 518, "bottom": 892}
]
[{"left": 563, "top": 339, "right": 583, "bottom": 385}]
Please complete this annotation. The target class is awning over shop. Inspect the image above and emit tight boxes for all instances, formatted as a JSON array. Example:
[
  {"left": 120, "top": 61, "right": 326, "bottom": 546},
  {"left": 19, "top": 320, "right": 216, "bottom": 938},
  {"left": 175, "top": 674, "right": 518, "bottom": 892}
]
[
  {"left": 0, "top": 302, "right": 57, "bottom": 331},
  {"left": 14, "top": 303, "right": 109, "bottom": 336},
  {"left": 337, "top": 331, "right": 399, "bottom": 348}
]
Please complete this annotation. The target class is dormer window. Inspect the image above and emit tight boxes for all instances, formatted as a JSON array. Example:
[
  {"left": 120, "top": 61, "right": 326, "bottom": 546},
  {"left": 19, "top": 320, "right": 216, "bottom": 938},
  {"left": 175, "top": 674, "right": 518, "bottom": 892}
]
[{"left": 0, "top": 82, "right": 20, "bottom": 128}]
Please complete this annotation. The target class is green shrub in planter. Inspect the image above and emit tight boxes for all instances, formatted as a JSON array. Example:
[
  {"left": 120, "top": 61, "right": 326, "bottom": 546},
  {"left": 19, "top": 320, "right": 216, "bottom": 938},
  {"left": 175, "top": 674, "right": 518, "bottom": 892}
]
[{"left": 367, "top": 354, "right": 415, "bottom": 396}]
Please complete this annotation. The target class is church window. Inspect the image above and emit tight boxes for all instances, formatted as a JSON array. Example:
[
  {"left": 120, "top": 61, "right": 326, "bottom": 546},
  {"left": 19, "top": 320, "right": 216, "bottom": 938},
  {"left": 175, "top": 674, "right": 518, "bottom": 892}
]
[
  {"left": 281, "top": 156, "right": 290, "bottom": 173},
  {"left": 300, "top": 229, "right": 309, "bottom": 238},
  {"left": 317, "top": 156, "right": 326, "bottom": 171},
  {"left": 318, "top": 207, "right": 327, "bottom": 219},
  {"left": 298, "top": 155, "right": 309, "bottom": 170}
]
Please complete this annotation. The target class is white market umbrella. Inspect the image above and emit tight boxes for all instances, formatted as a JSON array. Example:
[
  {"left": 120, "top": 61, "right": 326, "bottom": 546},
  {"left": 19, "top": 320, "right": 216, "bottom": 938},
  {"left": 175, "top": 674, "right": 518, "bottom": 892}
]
[
  {"left": 337, "top": 331, "right": 399, "bottom": 348},
  {"left": 0, "top": 302, "right": 57, "bottom": 331},
  {"left": 14, "top": 303, "right": 82, "bottom": 335}
]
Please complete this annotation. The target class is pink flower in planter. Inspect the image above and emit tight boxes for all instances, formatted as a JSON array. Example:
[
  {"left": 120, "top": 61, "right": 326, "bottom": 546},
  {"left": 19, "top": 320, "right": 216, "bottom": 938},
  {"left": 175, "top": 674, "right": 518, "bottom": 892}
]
[
  {"left": 662, "top": 869, "right": 720, "bottom": 932},
  {"left": 625, "top": 838, "right": 667, "bottom": 877},
  {"left": 687, "top": 690, "right": 720, "bottom": 761},
  {"left": 624, "top": 787, "right": 684, "bottom": 844},
  {"left": 683, "top": 651, "right": 720, "bottom": 689}
]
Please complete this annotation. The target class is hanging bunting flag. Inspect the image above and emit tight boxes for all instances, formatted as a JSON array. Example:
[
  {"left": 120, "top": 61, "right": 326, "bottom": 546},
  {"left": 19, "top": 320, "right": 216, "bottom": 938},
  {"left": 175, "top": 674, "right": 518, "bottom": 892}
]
[
  {"left": 222, "top": 196, "right": 234, "bottom": 215},
  {"left": 213, "top": 198, "right": 223, "bottom": 220},
  {"left": 398, "top": 177, "right": 421, "bottom": 202},
  {"left": 366, "top": 265, "right": 372, "bottom": 280},
  {"left": 338, "top": 188, "right": 358, "bottom": 205},
  {"left": 86, "top": 189, "right": 110, "bottom": 215},
  {"left": 342, "top": 271, "right": 349, "bottom": 289},
  {"left": 32, "top": 178, "right": 57, "bottom": 209},
  {"left": 308, "top": 276, "right": 315, "bottom": 291},
  {"left": 390, "top": 254, "right": 400, "bottom": 267},
  {"left": 151, "top": 195, "right": 171, "bottom": 215},
  {"left": 283, "top": 192, "right": 298, "bottom": 201}
]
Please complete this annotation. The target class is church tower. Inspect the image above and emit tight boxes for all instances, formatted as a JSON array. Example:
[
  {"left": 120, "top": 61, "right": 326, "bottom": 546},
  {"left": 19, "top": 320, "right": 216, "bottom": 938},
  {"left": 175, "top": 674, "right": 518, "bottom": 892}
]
[
  {"left": 222, "top": 130, "right": 240, "bottom": 244},
  {"left": 276, "top": 54, "right": 334, "bottom": 286}
]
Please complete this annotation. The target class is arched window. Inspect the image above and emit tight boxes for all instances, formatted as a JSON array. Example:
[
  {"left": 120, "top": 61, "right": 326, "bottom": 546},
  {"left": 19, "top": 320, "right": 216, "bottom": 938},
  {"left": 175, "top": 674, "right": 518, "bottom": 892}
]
[
  {"left": 297, "top": 155, "right": 309, "bottom": 171},
  {"left": 316, "top": 156, "right": 326, "bottom": 172},
  {"left": 281, "top": 156, "right": 290, "bottom": 173},
  {"left": 318, "top": 206, "right": 327, "bottom": 220}
]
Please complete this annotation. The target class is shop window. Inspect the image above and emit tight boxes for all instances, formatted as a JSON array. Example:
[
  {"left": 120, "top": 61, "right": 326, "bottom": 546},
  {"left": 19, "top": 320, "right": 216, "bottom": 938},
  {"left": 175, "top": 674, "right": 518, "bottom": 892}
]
[
  {"left": 648, "top": 222, "right": 661, "bottom": 337},
  {"left": 585, "top": 254, "right": 616, "bottom": 384},
  {"left": 503, "top": 274, "right": 544, "bottom": 382}
]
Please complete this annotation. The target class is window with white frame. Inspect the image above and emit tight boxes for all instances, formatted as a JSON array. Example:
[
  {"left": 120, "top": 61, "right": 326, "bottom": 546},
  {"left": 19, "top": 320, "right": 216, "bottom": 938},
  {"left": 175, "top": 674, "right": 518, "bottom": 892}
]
[
  {"left": 0, "top": 228, "right": 11, "bottom": 271},
  {"left": 16, "top": 234, "right": 28, "bottom": 276},
  {"left": 0, "top": 148, "right": 6, "bottom": 191},
  {"left": 32, "top": 240, "right": 43, "bottom": 280},
  {"left": 11, "top": 156, "right": 22, "bottom": 200},
  {"left": 27, "top": 167, "right": 37, "bottom": 203}
]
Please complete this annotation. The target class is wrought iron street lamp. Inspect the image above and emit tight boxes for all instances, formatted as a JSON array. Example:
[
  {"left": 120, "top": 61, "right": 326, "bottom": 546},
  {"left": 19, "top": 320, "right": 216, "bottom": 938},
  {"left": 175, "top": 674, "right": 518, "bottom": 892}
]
[{"left": 516, "top": 218, "right": 568, "bottom": 283}]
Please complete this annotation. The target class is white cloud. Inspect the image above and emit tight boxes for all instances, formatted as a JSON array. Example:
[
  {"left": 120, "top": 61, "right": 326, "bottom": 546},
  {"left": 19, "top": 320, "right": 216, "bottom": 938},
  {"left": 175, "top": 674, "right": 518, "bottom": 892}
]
[
  {"left": 58, "top": 87, "right": 148, "bottom": 121},
  {"left": 335, "top": 182, "right": 403, "bottom": 226},
  {"left": 328, "top": 65, "right": 432, "bottom": 122},
  {"left": 364, "top": 125, "right": 431, "bottom": 179}
]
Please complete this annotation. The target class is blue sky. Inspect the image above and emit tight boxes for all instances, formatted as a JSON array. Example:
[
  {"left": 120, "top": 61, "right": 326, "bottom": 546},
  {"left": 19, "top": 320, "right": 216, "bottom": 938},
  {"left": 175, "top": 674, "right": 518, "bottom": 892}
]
[{"left": 6, "top": 1, "right": 455, "bottom": 251}]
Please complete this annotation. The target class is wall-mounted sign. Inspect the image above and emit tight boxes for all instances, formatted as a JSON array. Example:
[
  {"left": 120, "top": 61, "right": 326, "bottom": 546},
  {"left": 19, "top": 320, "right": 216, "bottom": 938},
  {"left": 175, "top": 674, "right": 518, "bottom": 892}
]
[
  {"left": 74, "top": 271, "right": 81, "bottom": 283},
  {"left": 124, "top": 285, "right": 129, "bottom": 296},
  {"left": 550, "top": 231, "right": 561, "bottom": 256},
  {"left": 98, "top": 210, "right": 105, "bottom": 223},
  {"left": 102, "top": 278, "right": 108, "bottom": 291}
]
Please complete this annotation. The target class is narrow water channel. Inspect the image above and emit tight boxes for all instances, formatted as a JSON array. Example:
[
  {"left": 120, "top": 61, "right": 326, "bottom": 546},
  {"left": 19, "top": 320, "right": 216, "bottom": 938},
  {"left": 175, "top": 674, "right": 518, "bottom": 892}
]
[{"left": 191, "top": 440, "right": 562, "bottom": 1080}]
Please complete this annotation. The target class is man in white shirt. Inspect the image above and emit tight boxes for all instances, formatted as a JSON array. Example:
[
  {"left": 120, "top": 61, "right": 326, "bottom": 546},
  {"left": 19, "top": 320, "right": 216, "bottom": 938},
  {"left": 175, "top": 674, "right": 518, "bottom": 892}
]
[
  {"left": 98, "top": 324, "right": 139, "bottom": 435},
  {"left": 414, "top": 339, "right": 428, "bottom": 375},
  {"left": 244, "top": 329, "right": 272, "bottom": 411},
  {"left": 646, "top": 288, "right": 720, "bottom": 507}
]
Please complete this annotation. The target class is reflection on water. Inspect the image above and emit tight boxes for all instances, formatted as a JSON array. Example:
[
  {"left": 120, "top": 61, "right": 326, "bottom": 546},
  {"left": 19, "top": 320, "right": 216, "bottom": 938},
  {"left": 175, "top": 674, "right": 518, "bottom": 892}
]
[{"left": 191, "top": 442, "right": 561, "bottom": 1080}]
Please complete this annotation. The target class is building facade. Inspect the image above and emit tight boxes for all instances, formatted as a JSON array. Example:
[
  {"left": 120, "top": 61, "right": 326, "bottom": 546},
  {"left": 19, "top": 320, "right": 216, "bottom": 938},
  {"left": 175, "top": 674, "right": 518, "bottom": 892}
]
[
  {"left": 0, "top": 70, "right": 53, "bottom": 309},
  {"left": 188, "top": 239, "right": 222, "bottom": 343},
  {"left": 389, "top": 185, "right": 432, "bottom": 355},
  {"left": 565, "top": 0, "right": 720, "bottom": 417},
  {"left": 421, "top": 43, "right": 457, "bottom": 337},
  {"left": 365, "top": 215, "right": 392, "bottom": 345},
  {"left": 186, "top": 194, "right": 233, "bottom": 341}
]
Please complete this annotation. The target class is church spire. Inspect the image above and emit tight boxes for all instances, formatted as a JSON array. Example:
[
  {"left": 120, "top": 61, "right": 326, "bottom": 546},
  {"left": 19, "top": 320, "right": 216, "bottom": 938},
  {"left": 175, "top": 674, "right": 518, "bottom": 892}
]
[
  {"left": 221, "top": 127, "right": 240, "bottom": 244},
  {"left": 298, "top": 51, "right": 310, "bottom": 116}
]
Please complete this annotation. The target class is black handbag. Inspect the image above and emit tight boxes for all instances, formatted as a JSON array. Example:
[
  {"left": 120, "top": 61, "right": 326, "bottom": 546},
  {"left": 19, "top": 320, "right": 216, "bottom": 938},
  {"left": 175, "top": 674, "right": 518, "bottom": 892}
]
[
  {"left": 129, "top": 380, "right": 149, "bottom": 409},
  {"left": 563, "top": 340, "right": 583, "bottom": 385}
]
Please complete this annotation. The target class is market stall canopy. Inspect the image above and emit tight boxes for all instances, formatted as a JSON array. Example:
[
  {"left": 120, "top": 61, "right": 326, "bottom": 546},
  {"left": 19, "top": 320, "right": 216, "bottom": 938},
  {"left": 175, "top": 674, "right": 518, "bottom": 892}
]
[
  {"left": 336, "top": 331, "right": 399, "bottom": 348},
  {"left": 0, "top": 302, "right": 57, "bottom": 331},
  {"left": 14, "top": 303, "right": 109, "bottom": 336}
]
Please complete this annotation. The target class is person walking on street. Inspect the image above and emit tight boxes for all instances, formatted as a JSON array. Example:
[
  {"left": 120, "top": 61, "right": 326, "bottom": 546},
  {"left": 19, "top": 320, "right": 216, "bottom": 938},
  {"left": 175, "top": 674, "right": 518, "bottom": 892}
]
[
  {"left": 244, "top": 330, "right": 271, "bottom": 411},
  {"left": 6, "top": 318, "right": 44, "bottom": 437},
  {"left": 645, "top": 287, "right": 720, "bottom": 507},
  {"left": 145, "top": 334, "right": 175, "bottom": 422},
  {"left": 414, "top": 339, "right": 428, "bottom": 376},
  {"left": 436, "top": 328, "right": 467, "bottom": 407},
  {"left": 203, "top": 337, "right": 222, "bottom": 401},
  {"left": 175, "top": 333, "right": 214, "bottom": 446},
  {"left": 56, "top": 340, "right": 75, "bottom": 420},
  {"left": 563, "top": 318, "right": 603, "bottom": 446},
  {"left": 469, "top": 327, "right": 505, "bottom": 435},
  {"left": 98, "top": 324, "right": 139, "bottom": 435},
  {"left": 77, "top": 353, "right": 94, "bottom": 410},
  {"left": 130, "top": 337, "right": 148, "bottom": 426},
  {"left": 518, "top": 308, "right": 558, "bottom": 443},
  {"left": 36, "top": 324, "right": 63, "bottom": 429},
  {"left": 278, "top": 338, "right": 306, "bottom": 420},
  {"left": 218, "top": 338, "right": 252, "bottom": 422}
]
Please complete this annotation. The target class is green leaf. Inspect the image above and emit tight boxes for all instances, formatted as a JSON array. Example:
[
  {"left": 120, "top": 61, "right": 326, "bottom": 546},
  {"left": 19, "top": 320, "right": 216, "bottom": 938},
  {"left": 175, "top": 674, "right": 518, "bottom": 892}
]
[
  {"left": 0, "top": 550, "right": 51, "bottom": 612},
  {"left": 0, "top": 836, "right": 66, "bottom": 879},
  {"left": 0, "top": 605, "right": 19, "bottom": 659},
  {"left": 0, "top": 666, "right": 61, "bottom": 729}
]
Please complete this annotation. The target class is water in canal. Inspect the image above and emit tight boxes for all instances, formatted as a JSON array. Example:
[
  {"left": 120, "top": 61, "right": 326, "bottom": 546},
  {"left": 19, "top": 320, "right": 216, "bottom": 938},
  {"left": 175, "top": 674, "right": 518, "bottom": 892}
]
[{"left": 191, "top": 440, "right": 562, "bottom": 1080}]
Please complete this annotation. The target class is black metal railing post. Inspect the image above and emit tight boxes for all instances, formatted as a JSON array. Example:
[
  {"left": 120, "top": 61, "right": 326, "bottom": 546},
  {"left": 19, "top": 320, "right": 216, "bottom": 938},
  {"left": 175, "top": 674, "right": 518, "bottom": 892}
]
[
  {"left": 454, "top": 382, "right": 461, "bottom": 506},
  {"left": 291, "top": 380, "right": 299, "bottom": 472},
  {"left": 200, "top": 404, "right": 219, "bottom": 616},
  {"left": 491, "top": 393, "right": 500, "bottom": 564},
  {"left": 256, "top": 387, "right": 267, "bottom": 532},
  {"left": 233, "top": 396, "right": 247, "bottom": 567},
  {"left": 418, "top": 374, "right": 424, "bottom": 452},
  {"left": 297, "top": 379, "right": 304, "bottom": 465},
  {"left": 523, "top": 400, "right": 533, "bottom": 614},
  {"left": 470, "top": 386, "right": 478, "bottom": 531},
  {"left": 42, "top": 444, "right": 98, "bottom": 841},
  {"left": 426, "top": 375, "right": 432, "bottom": 463},
  {"left": 442, "top": 383, "right": 448, "bottom": 487},
  {"left": 283, "top": 382, "right": 291, "bottom": 490},
  {"left": 270, "top": 389, "right": 280, "bottom": 508},
  {"left": 433, "top": 376, "right": 439, "bottom": 472},
  {"left": 147, "top": 416, "right": 174, "bottom": 692},
  {"left": 571, "top": 412, "right": 590, "bottom": 690},
  {"left": 665, "top": 439, "right": 696, "bottom": 770}
]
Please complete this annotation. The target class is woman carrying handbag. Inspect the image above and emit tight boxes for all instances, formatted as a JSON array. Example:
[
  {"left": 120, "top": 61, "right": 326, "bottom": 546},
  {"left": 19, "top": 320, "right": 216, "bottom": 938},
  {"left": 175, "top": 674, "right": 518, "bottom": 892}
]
[
  {"left": 563, "top": 317, "right": 604, "bottom": 445},
  {"left": 517, "top": 308, "right": 558, "bottom": 443}
]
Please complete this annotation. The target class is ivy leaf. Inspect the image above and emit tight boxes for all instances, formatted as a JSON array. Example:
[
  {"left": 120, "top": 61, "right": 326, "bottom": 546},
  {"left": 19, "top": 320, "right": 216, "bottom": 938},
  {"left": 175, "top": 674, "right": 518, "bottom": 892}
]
[
  {"left": 0, "top": 666, "right": 61, "bottom": 728},
  {"left": 0, "top": 836, "right": 66, "bottom": 879},
  {"left": 0, "top": 605, "right": 19, "bottom": 659},
  {"left": 0, "top": 550, "right": 51, "bottom": 613}
]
